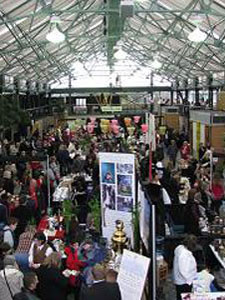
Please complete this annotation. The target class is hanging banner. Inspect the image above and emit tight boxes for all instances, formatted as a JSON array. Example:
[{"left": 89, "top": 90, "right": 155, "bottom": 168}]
[
  {"left": 147, "top": 113, "right": 156, "bottom": 180},
  {"left": 192, "top": 122, "right": 197, "bottom": 157},
  {"left": 99, "top": 152, "right": 135, "bottom": 241},
  {"left": 200, "top": 123, "right": 205, "bottom": 145},
  {"left": 149, "top": 113, "right": 156, "bottom": 151},
  {"left": 117, "top": 250, "right": 150, "bottom": 300},
  {"left": 196, "top": 121, "right": 201, "bottom": 160}
]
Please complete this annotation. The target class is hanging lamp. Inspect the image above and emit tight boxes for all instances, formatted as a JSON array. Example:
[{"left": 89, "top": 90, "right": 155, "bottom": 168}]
[
  {"left": 46, "top": 16, "right": 65, "bottom": 44},
  {"left": 188, "top": 27, "right": 207, "bottom": 43}
]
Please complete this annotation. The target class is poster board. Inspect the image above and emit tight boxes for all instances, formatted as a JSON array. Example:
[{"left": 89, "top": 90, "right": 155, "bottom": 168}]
[
  {"left": 117, "top": 250, "right": 150, "bottom": 300},
  {"left": 99, "top": 152, "right": 135, "bottom": 241}
]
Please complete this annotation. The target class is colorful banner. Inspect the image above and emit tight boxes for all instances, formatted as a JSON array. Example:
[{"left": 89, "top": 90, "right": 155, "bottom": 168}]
[
  {"left": 193, "top": 121, "right": 205, "bottom": 159},
  {"left": 99, "top": 152, "right": 135, "bottom": 241}
]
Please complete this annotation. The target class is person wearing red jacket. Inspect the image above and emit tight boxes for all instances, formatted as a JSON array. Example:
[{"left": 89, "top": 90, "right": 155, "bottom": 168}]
[
  {"left": 64, "top": 240, "right": 87, "bottom": 300},
  {"left": 212, "top": 176, "right": 224, "bottom": 213}
]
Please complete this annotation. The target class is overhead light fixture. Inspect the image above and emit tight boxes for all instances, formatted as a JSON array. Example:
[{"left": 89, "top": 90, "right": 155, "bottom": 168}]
[
  {"left": 151, "top": 58, "right": 162, "bottom": 69},
  {"left": 188, "top": 27, "right": 207, "bottom": 43},
  {"left": 46, "top": 15, "right": 65, "bottom": 44},
  {"left": 114, "top": 48, "right": 127, "bottom": 60}
]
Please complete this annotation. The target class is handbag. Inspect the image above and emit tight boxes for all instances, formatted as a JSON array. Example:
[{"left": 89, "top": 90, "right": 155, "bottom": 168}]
[{"left": 3, "top": 268, "right": 15, "bottom": 300}]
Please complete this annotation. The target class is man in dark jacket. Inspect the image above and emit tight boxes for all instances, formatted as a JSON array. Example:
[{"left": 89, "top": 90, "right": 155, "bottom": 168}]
[
  {"left": 14, "top": 271, "right": 40, "bottom": 300},
  {"left": 80, "top": 265, "right": 121, "bottom": 300}
]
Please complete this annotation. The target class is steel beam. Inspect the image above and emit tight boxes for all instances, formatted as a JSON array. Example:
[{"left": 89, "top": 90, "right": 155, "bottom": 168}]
[{"left": 51, "top": 86, "right": 171, "bottom": 94}]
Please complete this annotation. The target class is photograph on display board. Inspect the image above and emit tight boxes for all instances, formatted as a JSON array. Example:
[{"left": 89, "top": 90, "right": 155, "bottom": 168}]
[
  {"left": 117, "top": 197, "right": 133, "bottom": 212},
  {"left": 117, "top": 175, "right": 133, "bottom": 197},
  {"left": 101, "top": 162, "right": 115, "bottom": 184},
  {"left": 102, "top": 184, "right": 116, "bottom": 227},
  {"left": 116, "top": 163, "right": 133, "bottom": 174}
]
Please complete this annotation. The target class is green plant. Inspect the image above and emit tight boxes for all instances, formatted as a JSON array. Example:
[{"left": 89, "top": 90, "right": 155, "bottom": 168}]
[
  {"left": 28, "top": 217, "right": 37, "bottom": 226},
  {"left": 62, "top": 199, "right": 79, "bottom": 233},
  {"left": 88, "top": 192, "right": 101, "bottom": 232},
  {"left": 132, "top": 204, "right": 140, "bottom": 253},
  {"left": 79, "top": 135, "right": 92, "bottom": 151}
]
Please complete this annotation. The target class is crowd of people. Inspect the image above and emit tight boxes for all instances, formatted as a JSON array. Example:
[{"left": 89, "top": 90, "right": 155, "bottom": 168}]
[{"left": 0, "top": 115, "right": 224, "bottom": 300}]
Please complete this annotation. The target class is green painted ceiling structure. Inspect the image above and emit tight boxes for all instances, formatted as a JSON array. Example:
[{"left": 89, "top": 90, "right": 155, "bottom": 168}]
[{"left": 0, "top": 0, "right": 225, "bottom": 85}]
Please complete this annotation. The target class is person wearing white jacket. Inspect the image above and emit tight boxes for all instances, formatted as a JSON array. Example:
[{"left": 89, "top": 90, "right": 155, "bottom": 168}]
[{"left": 173, "top": 235, "right": 198, "bottom": 300}]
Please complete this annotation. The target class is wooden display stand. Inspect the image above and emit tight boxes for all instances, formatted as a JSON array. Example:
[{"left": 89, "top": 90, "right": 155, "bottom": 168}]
[
  {"left": 156, "top": 261, "right": 168, "bottom": 287},
  {"left": 161, "top": 106, "right": 180, "bottom": 131},
  {"left": 217, "top": 91, "right": 225, "bottom": 111},
  {"left": 190, "top": 110, "right": 225, "bottom": 155},
  {"left": 164, "top": 114, "right": 179, "bottom": 131}
]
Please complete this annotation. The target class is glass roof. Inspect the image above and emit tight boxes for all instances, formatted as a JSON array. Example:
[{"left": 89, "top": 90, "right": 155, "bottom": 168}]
[{"left": 0, "top": 0, "right": 224, "bottom": 86}]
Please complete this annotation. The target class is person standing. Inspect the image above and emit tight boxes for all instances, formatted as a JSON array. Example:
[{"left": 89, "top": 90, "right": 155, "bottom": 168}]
[
  {"left": 80, "top": 264, "right": 121, "bottom": 300},
  {"left": 3, "top": 217, "right": 18, "bottom": 249},
  {"left": 173, "top": 235, "right": 197, "bottom": 300},
  {"left": 14, "top": 271, "right": 40, "bottom": 300},
  {"left": 0, "top": 255, "right": 24, "bottom": 297},
  {"left": 28, "top": 233, "right": 53, "bottom": 269},
  {"left": 0, "top": 274, "right": 12, "bottom": 300},
  {"left": 167, "top": 140, "right": 178, "bottom": 167},
  {"left": 36, "top": 253, "right": 69, "bottom": 300}
]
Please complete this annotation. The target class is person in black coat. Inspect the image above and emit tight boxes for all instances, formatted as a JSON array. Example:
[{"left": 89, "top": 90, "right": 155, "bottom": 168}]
[
  {"left": 36, "top": 252, "right": 69, "bottom": 300},
  {"left": 80, "top": 265, "right": 121, "bottom": 300},
  {"left": 11, "top": 195, "right": 32, "bottom": 240}
]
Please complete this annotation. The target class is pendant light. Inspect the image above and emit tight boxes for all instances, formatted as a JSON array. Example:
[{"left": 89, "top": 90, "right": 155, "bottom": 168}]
[
  {"left": 46, "top": 16, "right": 65, "bottom": 44},
  {"left": 114, "top": 48, "right": 127, "bottom": 60},
  {"left": 151, "top": 58, "right": 162, "bottom": 69},
  {"left": 188, "top": 27, "right": 207, "bottom": 43}
]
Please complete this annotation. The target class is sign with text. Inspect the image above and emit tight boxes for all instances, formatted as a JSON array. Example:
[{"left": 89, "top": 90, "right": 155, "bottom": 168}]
[
  {"left": 117, "top": 250, "right": 150, "bottom": 300},
  {"left": 101, "top": 106, "right": 122, "bottom": 112}
]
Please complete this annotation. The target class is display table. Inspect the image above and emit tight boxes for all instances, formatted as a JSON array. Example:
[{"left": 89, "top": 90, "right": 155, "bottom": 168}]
[{"left": 37, "top": 216, "right": 65, "bottom": 240}]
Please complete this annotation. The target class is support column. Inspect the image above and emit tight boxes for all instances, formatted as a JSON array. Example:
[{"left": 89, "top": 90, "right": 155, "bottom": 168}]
[
  {"left": 176, "top": 78, "right": 180, "bottom": 103},
  {"left": 171, "top": 83, "right": 174, "bottom": 105},
  {"left": 68, "top": 74, "right": 72, "bottom": 114},
  {"left": 184, "top": 79, "right": 189, "bottom": 104},
  {"left": 194, "top": 77, "right": 200, "bottom": 106},
  {"left": 208, "top": 74, "right": 213, "bottom": 109},
  {"left": 150, "top": 72, "right": 154, "bottom": 99}
]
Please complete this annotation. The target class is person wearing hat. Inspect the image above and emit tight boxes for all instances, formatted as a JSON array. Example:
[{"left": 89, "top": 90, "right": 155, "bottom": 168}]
[{"left": 0, "top": 254, "right": 24, "bottom": 296}]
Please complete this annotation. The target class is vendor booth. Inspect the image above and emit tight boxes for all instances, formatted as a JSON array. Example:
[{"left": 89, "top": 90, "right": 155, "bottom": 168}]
[{"left": 190, "top": 110, "right": 225, "bottom": 157}]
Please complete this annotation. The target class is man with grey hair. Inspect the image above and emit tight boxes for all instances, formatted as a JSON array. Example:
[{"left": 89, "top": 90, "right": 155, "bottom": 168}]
[
  {"left": 0, "top": 255, "right": 24, "bottom": 296},
  {"left": 80, "top": 264, "right": 121, "bottom": 300},
  {"left": 0, "top": 275, "right": 12, "bottom": 300}
]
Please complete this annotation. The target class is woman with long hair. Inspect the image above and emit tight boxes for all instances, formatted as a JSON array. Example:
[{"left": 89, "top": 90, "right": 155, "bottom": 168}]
[{"left": 36, "top": 252, "right": 69, "bottom": 300}]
